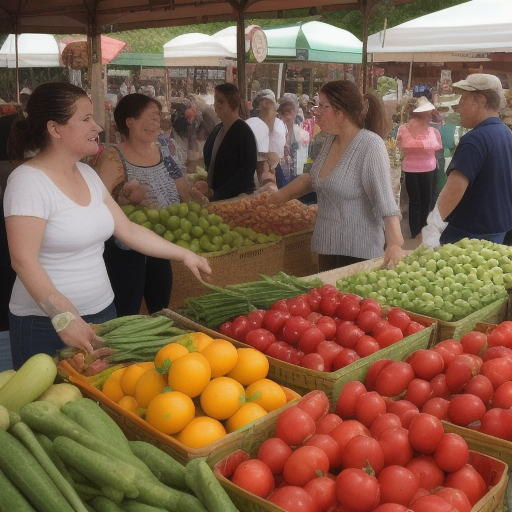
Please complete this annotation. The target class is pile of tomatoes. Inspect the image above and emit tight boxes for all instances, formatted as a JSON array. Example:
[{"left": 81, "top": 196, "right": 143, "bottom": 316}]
[
  {"left": 371, "top": 320, "right": 512, "bottom": 441},
  {"left": 222, "top": 389, "right": 496, "bottom": 512},
  {"left": 218, "top": 285, "right": 426, "bottom": 372}
]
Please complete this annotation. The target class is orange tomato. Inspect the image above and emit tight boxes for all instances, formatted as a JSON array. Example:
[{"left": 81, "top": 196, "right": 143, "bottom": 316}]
[
  {"left": 200, "top": 377, "right": 245, "bottom": 420},
  {"left": 245, "top": 378, "right": 287, "bottom": 412},
  {"left": 226, "top": 348, "right": 269, "bottom": 386},
  {"left": 145, "top": 390, "right": 195, "bottom": 435},
  {"left": 200, "top": 339, "right": 238, "bottom": 378},
  {"left": 117, "top": 395, "right": 141, "bottom": 415},
  {"left": 134, "top": 368, "right": 167, "bottom": 408},
  {"left": 120, "top": 363, "right": 152, "bottom": 397},
  {"left": 187, "top": 332, "right": 215, "bottom": 352},
  {"left": 101, "top": 367, "right": 126, "bottom": 403},
  {"left": 225, "top": 402, "right": 268, "bottom": 433},
  {"left": 167, "top": 352, "right": 211, "bottom": 398},
  {"left": 175, "top": 416, "right": 226, "bottom": 448},
  {"left": 154, "top": 343, "right": 189, "bottom": 373}
]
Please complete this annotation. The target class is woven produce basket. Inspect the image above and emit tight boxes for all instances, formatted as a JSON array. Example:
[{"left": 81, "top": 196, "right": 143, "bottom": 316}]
[
  {"left": 57, "top": 359, "right": 297, "bottom": 467},
  {"left": 160, "top": 309, "right": 437, "bottom": 406},
  {"left": 280, "top": 228, "right": 318, "bottom": 277}
]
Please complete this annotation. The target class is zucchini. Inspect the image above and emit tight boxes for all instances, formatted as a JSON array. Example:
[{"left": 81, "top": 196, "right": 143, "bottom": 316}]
[
  {"left": 53, "top": 436, "right": 140, "bottom": 499},
  {"left": 121, "top": 500, "right": 167, "bottom": 512},
  {"left": 90, "top": 496, "right": 125, "bottom": 512},
  {"left": 10, "top": 421, "right": 89, "bottom": 512},
  {"left": 0, "top": 369, "right": 16, "bottom": 390},
  {"left": 33, "top": 432, "right": 75, "bottom": 486},
  {"left": 0, "top": 353, "right": 57, "bottom": 412},
  {"left": 129, "top": 441, "right": 189, "bottom": 491},
  {"left": 73, "top": 482, "right": 104, "bottom": 501},
  {"left": 0, "top": 466, "right": 36, "bottom": 512},
  {"left": 0, "top": 405, "right": 8, "bottom": 431},
  {"left": 0, "top": 429, "right": 74, "bottom": 512},
  {"left": 185, "top": 457, "right": 240, "bottom": 512},
  {"left": 38, "top": 383, "right": 83, "bottom": 409}
]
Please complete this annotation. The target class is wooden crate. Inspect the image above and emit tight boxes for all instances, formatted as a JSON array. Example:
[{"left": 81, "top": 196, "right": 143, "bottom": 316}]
[{"left": 58, "top": 359, "right": 297, "bottom": 468}]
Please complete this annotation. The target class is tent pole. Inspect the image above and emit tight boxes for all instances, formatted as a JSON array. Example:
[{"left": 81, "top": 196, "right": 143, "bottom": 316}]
[
  {"left": 236, "top": 5, "right": 246, "bottom": 99},
  {"left": 15, "top": 32, "right": 19, "bottom": 103},
  {"left": 408, "top": 58, "right": 413, "bottom": 90}
]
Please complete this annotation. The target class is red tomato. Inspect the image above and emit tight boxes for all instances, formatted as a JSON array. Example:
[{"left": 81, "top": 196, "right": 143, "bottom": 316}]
[
  {"left": 355, "top": 335, "right": 381, "bottom": 357},
  {"left": 481, "top": 345, "right": 512, "bottom": 362},
  {"left": 336, "top": 468, "right": 380, "bottom": 512},
  {"left": 463, "top": 374, "right": 494, "bottom": 404},
  {"left": 491, "top": 380, "right": 512, "bottom": 408},
  {"left": 244, "top": 328, "right": 275, "bottom": 352},
  {"left": 430, "top": 374, "right": 452, "bottom": 400},
  {"left": 369, "top": 412, "right": 402, "bottom": 439},
  {"left": 387, "top": 308, "right": 411, "bottom": 332},
  {"left": 297, "top": 326, "right": 326, "bottom": 355},
  {"left": 379, "top": 427, "right": 415, "bottom": 467},
  {"left": 444, "top": 464, "right": 487, "bottom": 506},
  {"left": 479, "top": 407, "right": 512, "bottom": 440},
  {"left": 407, "top": 349, "right": 445, "bottom": 381},
  {"left": 315, "top": 413, "right": 343, "bottom": 435},
  {"left": 218, "top": 321, "right": 234, "bottom": 338},
  {"left": 283, "top": 445, "right": 330, "bottom": 487},
  {"left": 365, "top": 359, "right": 393, "bottom": 391},
  {"left": 266, "top": 341, "right": 301, "bottom": 364},
  {"left": 316, "top": 340, "right": 343, "bottom": 371},
  {"left": 330, "top": 419, "right": 370, "bottom": 452},
  {"left": 420, "top": 397, "right": 450, "bottom": 421},
  {"left": 303, "top": 475, "right": 337, "bottom": 512},
  {"left": 447, "top": 393, "right": 486, "bottom": 427},
  {"left": 378, "top": 465, "right": 419, "bottom": 506},
  {"left": 257, "top": 437, "right": 293, "bottom": 475},
  {"left": 433, "top": 339, "right": 464, "bottom": 367},
  {"left": 444, "top": 355, "right": 479, "bottom": 393},
  {"left": 231, "top": 315, "right": 251, "bottom": 342},
  {"left": 408, "top": 413, "right": 444, "bottom": 455},
  {"left": 267, "top": 486, "right": 316, "bottom": 512},
  {"left": 374, "top": 361, "right": 415, "bottom": 397},
  {"left": 433, "top": 432, "right": 469, "bottom": 473},
  {"left": 385, "top": 399, "right": 419, "bottom": 429},
  {"left": 434, "top": 487, "right": 472, "bottom": 512},
  {"left": 247, "top": 309, "right": 265, "bottom": 330},
  {"left": 487, "top": 325, "right": 512, "bottom": 349},
  {"left": 354, "top": 391, "right": 387, "bottom": 428},
  {"left": 373, "top": 505, "right": 413, "bottom": 512},
  {"left": 460, "top": 330, "right": 487, "bottom": 355},
  {"left": 331, "top": 348, "right": 360, "bottom": 371},
  {"left": 359, "top": 297, "right": 382, "bottom": 315},
  {"left": 262, "top": 309, "right": 290, "bottom": 335},
  {"left": 298, "top": 390, "right": 330, "bottom": 422},
  {"left": 409, "top": 494, "right": 456, "bottom": 512},
  {"left": 336, "top": 380, "right": 367, "bottom": 419},
  {"left": 306, "top": 289, "right": 322, "bottom": 312},
  {"left": 336, "top": 294, "right": 361, "bottom": 322},
  {"left": 281, "top": 316, "right": 313, "bottom": 345},
  {"left": 305, "top": 434, "right": 343, "bottom": 470},
  {"left": 316, "top": 316, "right": 338, "bottom": 340},
  {"left": 336, "top": 321, "right": 364, "bottom": 349},
  {"left": 375, "top": 325, "right": 404, "bottom": 348},
  {"left": 403, "top": 378, "right": 433, "bottom": 408},
  {"left": 306, "top": 311, "right": 323, "bottom": 324},
  {"left": 481, "top": 356, "right": 512, "bottom": 389},
  {"left": 232, "top": 459, "right": 275, "bottom": 498},
  {"left": 274, "top": 405, "right": 316, "bottom": 447},
  {"left": 342, "top": 434, "right": 384, "bottom": 475},
  {"left": 405, "top": 455, "right": 445, "bottom": 490},
  {"left": 301, "top": 353, "right": 325, "bottom": 371},
  {"left": 286, "top": 295, "right": 311, "bottom": 318},
  {"left": 320, "top": 294, "right": 341, "bottom": 317},
  {"left": 404, "top": 321, "right": 425, "bottom": 337},
  {"left": 318, "top": 284, "right": 338, "bottom": 297},
  {"left": 356, "top": 309, "right": 381, "bottom": 333},
  {"left": 271, "top": 299, "right": 289, "bottom": 311}
]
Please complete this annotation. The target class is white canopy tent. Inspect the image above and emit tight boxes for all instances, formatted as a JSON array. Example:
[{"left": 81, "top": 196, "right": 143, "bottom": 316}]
[
  {"left": 368, "top": 0, "right": 512, "bottom": 63},
  {"left": 0, "top": 33, "right": 61, "bottom": 67}
]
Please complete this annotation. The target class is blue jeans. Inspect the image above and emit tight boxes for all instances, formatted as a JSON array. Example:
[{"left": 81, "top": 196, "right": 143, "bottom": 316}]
[{"left": 9, "top": 302, "right": 117, "bottom": 370}]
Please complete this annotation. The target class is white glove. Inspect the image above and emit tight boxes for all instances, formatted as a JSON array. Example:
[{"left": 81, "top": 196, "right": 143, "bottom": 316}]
[{"left": 421, "top": 204, "right": 448, "bottom": 248}]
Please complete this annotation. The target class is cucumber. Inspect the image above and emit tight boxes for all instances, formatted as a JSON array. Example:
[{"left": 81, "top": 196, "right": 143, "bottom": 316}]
[
  {"left": 0, "top": 466, "right": 36, "bottom": 512},
  {"left": 129, "top": 441, "right": 189, "bottom": 491},
  {"left": 90, "top": 496, "right": 125, "bottom": 512},
  {"left": 121, "top": 500, "right": 167, "bottom": 512},
  {"left": 0, "top": 429, "right": 74, "bottom": 512}
]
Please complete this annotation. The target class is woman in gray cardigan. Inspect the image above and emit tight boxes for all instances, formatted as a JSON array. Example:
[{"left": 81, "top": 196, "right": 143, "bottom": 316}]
[{"left": 268, "top": 80, "right": 404, "bottom": 272}]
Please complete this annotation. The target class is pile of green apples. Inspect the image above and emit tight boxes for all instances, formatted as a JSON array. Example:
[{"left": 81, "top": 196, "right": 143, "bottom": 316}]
[
  {"left": 337, "top": 238, "right": 512, "bottom": 322},
  {"left": 122, "top": 201, "right": 280, "bottom": 254}
]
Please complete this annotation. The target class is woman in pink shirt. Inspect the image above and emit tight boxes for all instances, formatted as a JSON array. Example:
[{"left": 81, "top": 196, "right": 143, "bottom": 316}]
[{"left": 397, "top": 96, "right": 442, "bottom": 239}]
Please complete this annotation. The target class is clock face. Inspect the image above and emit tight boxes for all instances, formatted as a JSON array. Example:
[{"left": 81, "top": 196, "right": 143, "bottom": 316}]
[{"left": 252, "top": 29, "right": 268, "bottom": 63}]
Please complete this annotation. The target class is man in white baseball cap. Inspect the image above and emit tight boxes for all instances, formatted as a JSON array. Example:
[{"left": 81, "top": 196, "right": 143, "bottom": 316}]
[{"left": 425, "top": 73, "right": 512, "bottom": 245}]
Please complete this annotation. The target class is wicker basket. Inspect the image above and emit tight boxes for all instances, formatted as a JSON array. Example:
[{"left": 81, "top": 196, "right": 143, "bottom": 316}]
[
  {"left": 160, "top": 309, "right": 437, "bottom": 406},
  {"left": 57, "top": 359, "right": 297, "bottom": 468},
  {"left": 280, "top": 229, "right": 318, "bottom": 278}
]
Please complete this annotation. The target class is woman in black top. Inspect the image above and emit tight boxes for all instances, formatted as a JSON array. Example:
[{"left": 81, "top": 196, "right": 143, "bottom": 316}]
[{"left": 195, "top": 83, "right": 257, "bottom": 202}]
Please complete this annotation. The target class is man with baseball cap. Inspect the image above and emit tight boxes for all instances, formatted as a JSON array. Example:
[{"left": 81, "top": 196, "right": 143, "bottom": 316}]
[{"left": 429, "top": 73, "right": 512, "bottom": 245}]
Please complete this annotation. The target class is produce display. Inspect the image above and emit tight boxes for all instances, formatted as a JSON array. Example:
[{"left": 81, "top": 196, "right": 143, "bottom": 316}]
[
  {"left": 217, "top": 286, "right": 427, "bottom": 372},
  {"left": 122, "top": 200, "right": 281, "bottom": 253},
  {"left": 338, "top": 238, "right": 512, "bottom": 321},
  {"left": 206, "top": 191, "right": 317, "bottom": 236},
  {"left": 95, "top": 331, "right": 299, "bottom": 448},
  {"left": 218, "top": 388, "right": 502, "bottom": 512},
  {"left": 0, "top": 355, "right": 241, "bottom": 512}
]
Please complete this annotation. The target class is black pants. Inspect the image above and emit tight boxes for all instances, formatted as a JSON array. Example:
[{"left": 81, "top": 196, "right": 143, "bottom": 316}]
[
  {"left": 404, "top": 169, "right": 437, "bottom": 238},
  {"left": 318, "top": 254, "right": 366, "bottom": 273},
  {"left": 103, "top": 237, "right": 172, "bottom": 316}
]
